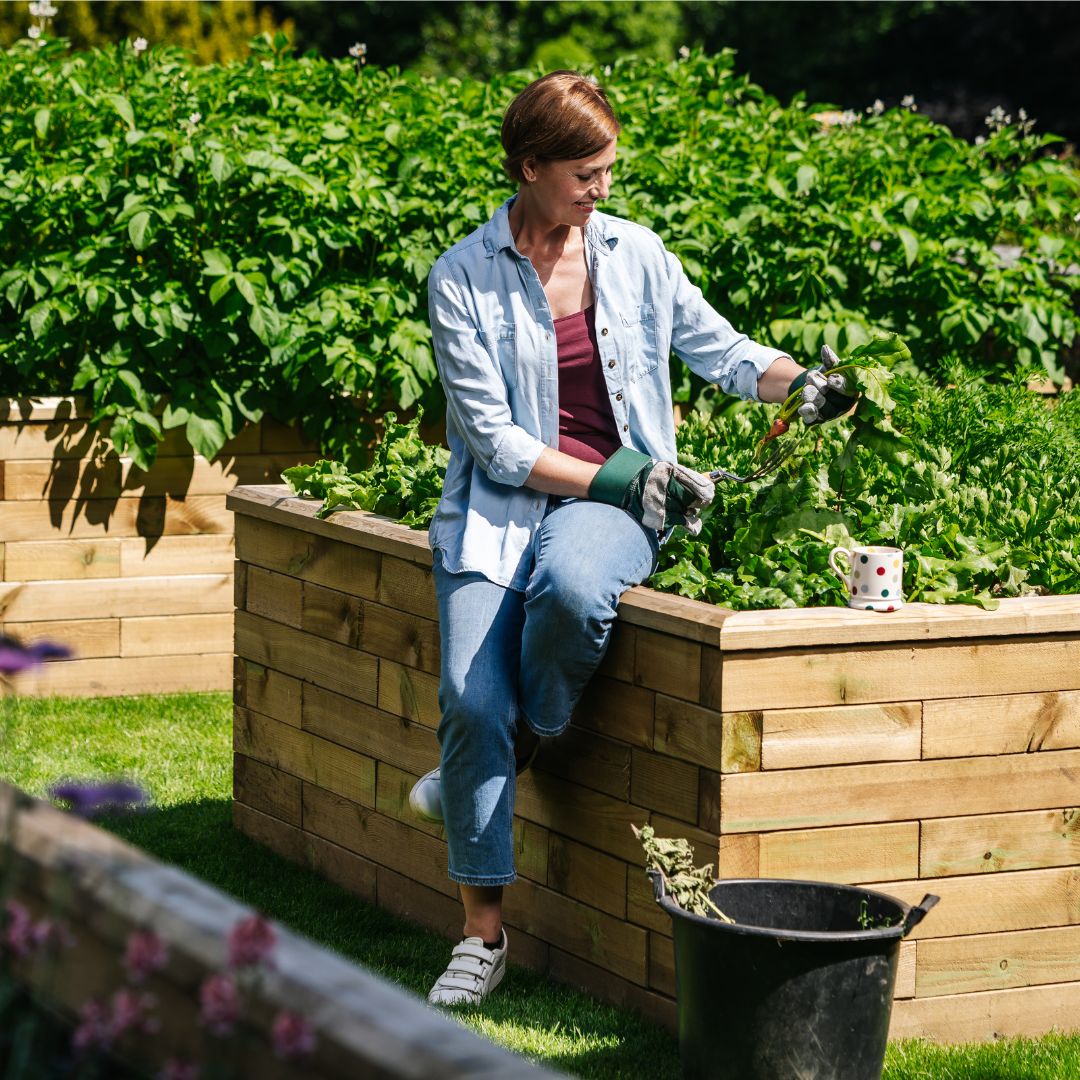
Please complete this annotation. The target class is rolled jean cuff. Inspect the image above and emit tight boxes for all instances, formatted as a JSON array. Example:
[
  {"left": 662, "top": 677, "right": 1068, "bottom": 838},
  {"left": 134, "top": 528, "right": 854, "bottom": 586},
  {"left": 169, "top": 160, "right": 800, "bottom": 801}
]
[{"left": 448, "top": 870, "right": 517, "bottom": 887}]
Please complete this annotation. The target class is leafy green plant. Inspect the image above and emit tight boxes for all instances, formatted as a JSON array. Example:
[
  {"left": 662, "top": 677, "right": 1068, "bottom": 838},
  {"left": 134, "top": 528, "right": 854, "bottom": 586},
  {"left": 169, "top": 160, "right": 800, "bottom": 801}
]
[
  {"left": 2, "top": 37, "right": 1076, "bottom": 471},
  {"left": 281, "top": 411, "right": 447, "bottom": 523},
  {"left": 632, "top": 824, "right": 732, "bottom": 922}
]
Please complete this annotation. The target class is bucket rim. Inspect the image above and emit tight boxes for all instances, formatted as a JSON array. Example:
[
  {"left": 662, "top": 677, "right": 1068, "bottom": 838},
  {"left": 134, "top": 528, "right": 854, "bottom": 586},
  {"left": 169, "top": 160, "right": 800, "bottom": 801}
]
[{"left": 655, "top": 877, "right": 914, "bottom": 943}]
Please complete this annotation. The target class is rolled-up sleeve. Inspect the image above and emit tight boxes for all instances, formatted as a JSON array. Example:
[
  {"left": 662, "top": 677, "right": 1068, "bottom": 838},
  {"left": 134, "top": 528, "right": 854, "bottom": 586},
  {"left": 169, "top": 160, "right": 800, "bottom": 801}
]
[
  {"left": 428, "top": 257, "right": 547, "bottom": 487},
  {"left": 663, "top": 247, "right": 787, "bottom": 402}
]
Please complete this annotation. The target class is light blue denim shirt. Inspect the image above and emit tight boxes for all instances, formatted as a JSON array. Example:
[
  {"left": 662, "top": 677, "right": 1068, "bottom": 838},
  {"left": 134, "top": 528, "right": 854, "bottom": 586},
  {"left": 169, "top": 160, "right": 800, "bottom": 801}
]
[{"left": 428, "top": 196, "right": 785, "bottom": 590}]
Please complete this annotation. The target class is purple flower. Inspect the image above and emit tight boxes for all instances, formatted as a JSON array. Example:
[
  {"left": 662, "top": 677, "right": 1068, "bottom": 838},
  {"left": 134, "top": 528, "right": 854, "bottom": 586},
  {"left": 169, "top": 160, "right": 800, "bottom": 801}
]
[
  {"left": 227, "top": 913, "right": 276, "bottom": 970},
  {"left": 72, "top": 999, "right": 112, "bottom": 1053},
  {"left": 108, "top": 988, "right": 159, "bottom": 1038},
  {"left": 3, "top": 900, "right": 33, "bottom": 957},
  {"left": 271, "top": 1010, "right": 316, "bottom": 1060},
  {"left": 198, "top": 973, "right": 239, "bottom": 1036},
  {"left": 157, "top": 1061, "right": 199, "bottom": 1080},
  {"left": 48, "top": 778, "right": 148, "bottom": 818},
  {"left": 0, "top": 634, "right": 71, "bottom": 676},
  {"left": 124, "top": 929, "right": 168, "bottom": 984}
]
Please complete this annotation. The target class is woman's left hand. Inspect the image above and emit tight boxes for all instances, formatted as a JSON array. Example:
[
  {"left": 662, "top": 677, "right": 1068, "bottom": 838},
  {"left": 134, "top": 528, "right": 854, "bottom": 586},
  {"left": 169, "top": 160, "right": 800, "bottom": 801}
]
[{"left": 790, "top": 345, "right": 860, "bottom": 426}]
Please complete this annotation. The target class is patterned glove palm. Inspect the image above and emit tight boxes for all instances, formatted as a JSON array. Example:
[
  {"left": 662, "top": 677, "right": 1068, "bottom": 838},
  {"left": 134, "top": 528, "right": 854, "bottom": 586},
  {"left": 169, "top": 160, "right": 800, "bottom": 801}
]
[
  {"left": 788, "top": 345, "right": 859, "bottom": 426},
  {"left": 589, "top": 447, "right": 715, "bottom": 535}
]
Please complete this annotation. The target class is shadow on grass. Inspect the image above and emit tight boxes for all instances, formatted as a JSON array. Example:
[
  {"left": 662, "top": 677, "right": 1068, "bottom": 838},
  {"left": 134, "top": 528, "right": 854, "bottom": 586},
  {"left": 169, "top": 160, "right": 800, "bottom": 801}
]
[{"left": 100, "top": 799, "right": 682, "bottom": 1080}]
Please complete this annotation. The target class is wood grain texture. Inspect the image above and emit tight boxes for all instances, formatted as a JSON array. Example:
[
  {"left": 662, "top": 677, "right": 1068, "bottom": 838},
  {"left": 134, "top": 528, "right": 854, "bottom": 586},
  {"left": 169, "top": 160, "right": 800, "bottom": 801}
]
[
  {"left": 121, "top": 613, "right": 233, "bottom": 657},
  {"left": 630, "top": 749, "right": 699, "bottom": 824},
  {"left": 17, "top": 652, "right": 231, "bottom": 696},
  {"left": 235, "top": 517, "right": 380, "bottom": 599},
  {"left": 653, "top": 695, "right": 723, "bottom": 769},
  {"left": 0, "top": 617, "right": 119, "bottom": 659},
  {"left": 922, "top": 691, "right": 1080, "bottom": 758},
  {"left": 303, "top": 683, "right": 440, "bottom": 781},
  {"left": 233, "top": 753, "right": 302, "bottom": 826},
  {"left": 121, "top": 535, "right": 234, "bottom": 577},
  {"left": 235, "top": 658, "right": 302, "bottom": 727},
  {"left": 916, "top": 924, "right": 1080, "bottom": 997},
  {"left": 501, "top": 876, "right": 647, "bottom": 984},
  {"left": 301, "top": 783, "right": 454, "bottom": 898},
  {"left": 546, "top": 835, "right": 628, "bottom": 918},
  {"left": 749, "top": 821, "right": 920, "bottom": 884},
  {"left": 246, "top": 566, "right": 303, "bottom": 628},
  {"left": 2, "top": 495, "right": 231, "bottom": 541},
  {"left": 721, "top": 749, "right": 1080, "bottom": 833},
  {"left": 234, "top": 706, "right": 376, "bottom": 808},
  {"left": 4, "top": 539, "right": 121, "bottom": 580},
  {"left": 720, "top": 595, "right": 1080, "bottom": 651},
  {"left": 634, "top": 628, "right": 701, "bottom": 702},
  {"left": 234, "top": 609, "right": 377, "bottom": 705},
  {"left": 761, "top": 702, "right": 921, "bottom": 769},
  {"left": 890, "top": 980, "right": 1080, "bottom": 1043},
  {"left": 721, "top": 637, "right": 1080, "bottom": 712},
  {"left": 865, "top": 866, "right": 1080, "bottom": 939},
  {"left": 0, "top": 574, "right": 232, "bottom": 621},
  {"left": 229, "top": 486, "right": 432, "bottom": 565},
  {"left": 2, "top": 452, "right": 313, "bottom": 500},
  {"left": 920, "top": 808, "right": 1080, "bottom": 878},
  {"left": 376, "top": 658, "right": 441, "bottom": 730}
]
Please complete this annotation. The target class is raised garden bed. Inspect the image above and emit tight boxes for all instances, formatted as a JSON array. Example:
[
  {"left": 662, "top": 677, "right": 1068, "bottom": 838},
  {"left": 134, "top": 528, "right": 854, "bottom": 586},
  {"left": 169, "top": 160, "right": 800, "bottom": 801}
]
[
  {"left": 0, "top": 779, "right": 551, "bottom": 1079},
  {"left": 0, "top": 398, "right": 317, "bottom": 698},
  {"left": 229, "top": 483, "right": 1080, "bottom": 1041}
]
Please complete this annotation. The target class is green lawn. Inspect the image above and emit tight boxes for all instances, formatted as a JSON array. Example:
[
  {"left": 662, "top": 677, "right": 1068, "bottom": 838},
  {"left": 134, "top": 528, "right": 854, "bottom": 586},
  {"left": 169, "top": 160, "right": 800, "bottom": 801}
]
[{"left": 2, "top": 692, "right": 1078, "bottom": 1079}]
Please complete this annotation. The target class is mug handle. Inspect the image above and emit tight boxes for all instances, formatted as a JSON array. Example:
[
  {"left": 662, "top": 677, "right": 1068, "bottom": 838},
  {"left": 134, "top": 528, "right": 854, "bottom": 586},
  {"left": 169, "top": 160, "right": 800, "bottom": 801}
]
[{"left": 828, "top": 547, "right": 854, "bottom": 587}]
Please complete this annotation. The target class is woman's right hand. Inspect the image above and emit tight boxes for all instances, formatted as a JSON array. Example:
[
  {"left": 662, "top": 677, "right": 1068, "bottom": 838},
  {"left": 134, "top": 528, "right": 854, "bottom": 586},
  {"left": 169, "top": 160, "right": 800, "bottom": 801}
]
[{"left": 588, "top": 447, "right": 714, "bottom": 534}]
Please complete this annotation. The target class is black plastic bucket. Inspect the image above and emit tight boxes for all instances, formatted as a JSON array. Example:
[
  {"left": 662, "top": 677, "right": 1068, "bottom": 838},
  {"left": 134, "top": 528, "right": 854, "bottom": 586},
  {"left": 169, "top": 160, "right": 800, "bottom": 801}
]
[{"left": 652, "top": 873, "right": 939, "bottom": 1080}]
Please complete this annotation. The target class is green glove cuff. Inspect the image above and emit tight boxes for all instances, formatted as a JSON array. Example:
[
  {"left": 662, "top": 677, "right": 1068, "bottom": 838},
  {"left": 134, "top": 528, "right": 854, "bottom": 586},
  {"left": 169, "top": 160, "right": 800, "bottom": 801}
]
[
  {"left": 787, "top": 369, "right": 810, "bottom": 397},
  {"left": 588, "top": 446, "right": 653, "bottom": 507}
]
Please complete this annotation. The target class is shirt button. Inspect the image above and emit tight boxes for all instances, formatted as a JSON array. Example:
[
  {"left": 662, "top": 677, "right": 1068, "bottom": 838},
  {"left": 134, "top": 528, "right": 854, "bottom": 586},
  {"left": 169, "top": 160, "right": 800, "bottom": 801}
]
[
  {"left": 601, "top": 327, "right": 609, "bottom": 336},
  {"left": 616, "top": 392, "right": 623, "bottom": 401},
  {"left": 545, "top": 332, "right": 551, "bottom": 341},
  {"left": 623, "top": 423, "right": 629, "bottom": 432},
  {"left": 607, "top": 359, "right": 615, "bottom": 368}
]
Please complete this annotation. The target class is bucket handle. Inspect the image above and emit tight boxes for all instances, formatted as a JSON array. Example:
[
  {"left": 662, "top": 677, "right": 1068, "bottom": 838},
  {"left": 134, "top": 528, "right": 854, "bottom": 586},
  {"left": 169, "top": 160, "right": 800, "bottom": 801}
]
[
  {"left": 647, "top": 869, "right": 667, "bottom": 904},
  {"left": 902, "top": 893, "right": 940, "bottom": 936}
]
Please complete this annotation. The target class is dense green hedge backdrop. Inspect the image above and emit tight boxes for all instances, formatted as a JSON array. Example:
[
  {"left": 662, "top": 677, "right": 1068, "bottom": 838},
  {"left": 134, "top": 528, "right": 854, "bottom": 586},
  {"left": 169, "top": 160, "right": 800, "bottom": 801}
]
[{"left": 1, "top": 33, "right": 1077, "bottom": 468}]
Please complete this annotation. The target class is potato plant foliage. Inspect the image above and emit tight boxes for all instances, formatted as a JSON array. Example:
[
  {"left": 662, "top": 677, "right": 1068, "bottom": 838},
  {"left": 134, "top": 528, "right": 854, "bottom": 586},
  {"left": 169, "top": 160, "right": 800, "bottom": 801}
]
[
  {"left": 1, "top": 34, "right": 1077, "bottom": 469},
  {"left": 286, "top": 370, "right": 1080, "bottom": 609}
]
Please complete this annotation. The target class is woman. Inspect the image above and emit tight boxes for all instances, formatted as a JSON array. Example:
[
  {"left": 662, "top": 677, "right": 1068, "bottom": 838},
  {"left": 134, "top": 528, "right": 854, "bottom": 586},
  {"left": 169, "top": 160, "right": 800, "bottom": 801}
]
[{"left": 410, "top": 71, "right": 855, "bottom": 1006}]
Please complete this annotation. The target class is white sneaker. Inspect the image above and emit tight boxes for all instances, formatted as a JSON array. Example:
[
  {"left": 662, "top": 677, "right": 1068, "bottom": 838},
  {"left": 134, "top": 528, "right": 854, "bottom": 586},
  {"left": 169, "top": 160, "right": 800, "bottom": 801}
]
[
  {"left": 409, "top": 767, "right": 443, "bottom": 822},
  {"left": 427, "top": 929, "right": 508, "bottom": 1006}
]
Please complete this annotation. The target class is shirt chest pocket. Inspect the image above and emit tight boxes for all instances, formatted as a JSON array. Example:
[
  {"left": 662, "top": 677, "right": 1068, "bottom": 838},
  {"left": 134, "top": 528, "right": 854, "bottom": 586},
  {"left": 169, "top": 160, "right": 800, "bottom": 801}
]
[
  {"left": 619, "top": 303, "right": 661, "bottom": 382},
  {"left": 479, "top": 322, "right": 518, "bottom": 390}
]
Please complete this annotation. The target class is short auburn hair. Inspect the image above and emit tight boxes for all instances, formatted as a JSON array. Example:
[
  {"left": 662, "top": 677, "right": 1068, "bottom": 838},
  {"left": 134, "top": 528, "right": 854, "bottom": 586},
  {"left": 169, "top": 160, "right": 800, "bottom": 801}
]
[{"left": 501, "top": 71, "right": 621, "bottom": 183}]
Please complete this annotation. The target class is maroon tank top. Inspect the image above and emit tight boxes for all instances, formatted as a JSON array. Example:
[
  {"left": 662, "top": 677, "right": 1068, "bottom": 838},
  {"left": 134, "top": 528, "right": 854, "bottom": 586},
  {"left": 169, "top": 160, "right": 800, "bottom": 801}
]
[{"left": 554, "top": 305, "right": 621, "bottom": 464}]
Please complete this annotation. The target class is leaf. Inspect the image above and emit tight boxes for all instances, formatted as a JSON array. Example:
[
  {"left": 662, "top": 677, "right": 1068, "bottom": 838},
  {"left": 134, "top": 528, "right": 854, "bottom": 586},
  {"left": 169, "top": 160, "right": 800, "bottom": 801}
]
[
  {"left": 185, "top": 414, "right": 227, "bottom": 460},
  {"left": 128, "top": 211, "right": 152, "bottom": 250},
  {"left": 34, "top": 108, "right": 50, "bottom": 140},
  {"left": 896, "top": 226, "right": 919, "bottom": 269},
  {"left": 795, "top": 164, "right": 816, "bottom": 195},
  {"left": 104, "top": 93, "right": 135, "bottom": 131},
  {"left": 202, "top": 249, "right": 233, "bottom": 276}
]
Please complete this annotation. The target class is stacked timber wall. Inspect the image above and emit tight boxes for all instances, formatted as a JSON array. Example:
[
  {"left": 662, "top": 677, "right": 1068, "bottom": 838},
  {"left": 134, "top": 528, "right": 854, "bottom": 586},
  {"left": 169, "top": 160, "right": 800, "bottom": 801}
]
[
  {"left": 0, "top": 398, "right": 316, "bottom": 697},
  {"left": 229, "top": 484, "right": 1080, "bottom": 1042}
]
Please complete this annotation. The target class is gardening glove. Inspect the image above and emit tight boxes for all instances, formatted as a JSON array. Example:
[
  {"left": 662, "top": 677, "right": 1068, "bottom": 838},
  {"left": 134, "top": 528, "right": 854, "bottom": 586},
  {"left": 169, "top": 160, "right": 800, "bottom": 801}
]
[
  {"left": 589, "top": 446, "right": 715, "bottom": 534},
  {"left": 787, "top": 345, "right": 859, "bottom": 426}
]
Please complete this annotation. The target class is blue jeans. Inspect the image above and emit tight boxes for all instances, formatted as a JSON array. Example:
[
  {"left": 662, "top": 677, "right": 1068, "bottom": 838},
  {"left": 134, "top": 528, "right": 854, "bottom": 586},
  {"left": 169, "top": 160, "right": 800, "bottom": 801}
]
[{"left": 434, "top": 499, "right": 659, "bottom": 886}]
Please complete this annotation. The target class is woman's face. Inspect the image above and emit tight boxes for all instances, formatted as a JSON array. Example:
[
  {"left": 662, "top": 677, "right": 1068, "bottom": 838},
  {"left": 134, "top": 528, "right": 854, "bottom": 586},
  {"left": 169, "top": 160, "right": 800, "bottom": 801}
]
[{"left": 523, "top": 139, "right": 617, "bottom": 225}]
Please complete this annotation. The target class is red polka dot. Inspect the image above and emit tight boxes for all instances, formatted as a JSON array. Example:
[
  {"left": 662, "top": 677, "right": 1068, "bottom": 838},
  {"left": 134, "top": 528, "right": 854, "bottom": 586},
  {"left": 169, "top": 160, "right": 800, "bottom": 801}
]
[
  {"left": 852, "top": 588, "right": 858, "bottom": 596},
  {"left": 887, "top": 605, "right": 895, "bottom": 612},
  {"left": 876, "top": 566, "right": 886, "bottom": 576}
]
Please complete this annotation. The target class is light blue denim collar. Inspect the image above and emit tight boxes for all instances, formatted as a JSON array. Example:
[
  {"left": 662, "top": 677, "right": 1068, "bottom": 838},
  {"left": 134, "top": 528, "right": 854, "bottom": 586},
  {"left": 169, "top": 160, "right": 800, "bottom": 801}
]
[{"left": 482, "top": 195, "right": 619, "bottom": 258}]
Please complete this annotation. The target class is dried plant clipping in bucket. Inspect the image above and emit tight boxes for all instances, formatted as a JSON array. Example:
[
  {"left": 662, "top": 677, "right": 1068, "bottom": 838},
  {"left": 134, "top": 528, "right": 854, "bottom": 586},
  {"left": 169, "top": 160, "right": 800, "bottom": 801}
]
[{"left": 632, "top": 824, "right": 733, "bottom": 923}]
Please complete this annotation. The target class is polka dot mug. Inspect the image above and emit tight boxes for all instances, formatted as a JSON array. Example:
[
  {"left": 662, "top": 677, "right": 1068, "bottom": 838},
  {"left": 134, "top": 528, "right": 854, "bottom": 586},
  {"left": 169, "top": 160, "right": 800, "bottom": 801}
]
[{"left": 828, "top": 545, "right": 905, "bottom": 612}]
